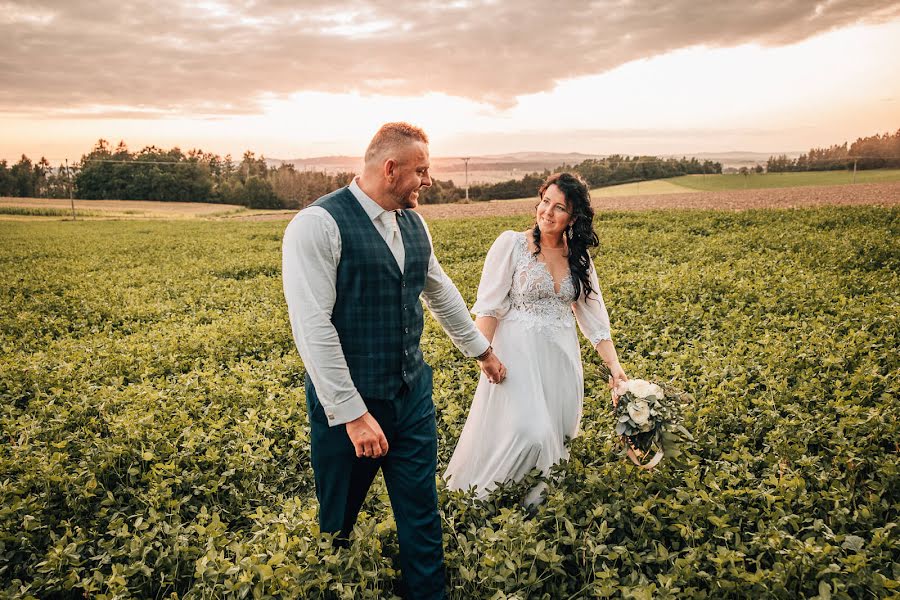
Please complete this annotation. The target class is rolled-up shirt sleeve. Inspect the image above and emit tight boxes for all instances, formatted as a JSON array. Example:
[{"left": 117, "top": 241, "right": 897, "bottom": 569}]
[
  {"left": 573, "top": 256, "right": 612, "bottom": 347},
  {"left": 282, "top": 209, "right": 367, "bottom": 427},
  {"left": 415, "top": 212, "right": 490, "bottom": 358},
  {"left": 471, "top": 230, "right": 518, "bottom": 319}
]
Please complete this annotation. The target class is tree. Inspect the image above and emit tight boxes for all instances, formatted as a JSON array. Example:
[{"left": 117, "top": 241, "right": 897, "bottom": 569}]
[
  {"left": 75, "top": 139, "right": 213, "bottom": 202},
  {"left": 767, "top": 129, "right": 900, "bottom": 173},
  {"left": 10, "top": 155, "right": 36, "bottom": 197},
  {"left": 240, "top": 176, "right": 281, "bottom": 209},
  {"left": 268, "top": 164, "right": 306, "bottom": 208},
  {"left": 239, "top": 151, "right": 268, "bottom": 182},
  {"left": 0, "top": 160, "right": 11, "bottom": 196}
]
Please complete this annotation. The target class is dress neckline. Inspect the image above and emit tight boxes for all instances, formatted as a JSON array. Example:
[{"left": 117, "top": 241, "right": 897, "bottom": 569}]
[{"left": 518, "top": 232, "right": 571, "bottom": 297}]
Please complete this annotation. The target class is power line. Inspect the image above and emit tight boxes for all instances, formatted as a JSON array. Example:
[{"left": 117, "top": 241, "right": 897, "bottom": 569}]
[
  {"left": 75, "top": 159, "right": 207, "bottom": 165},
  {"left": 20, "top": 153, "right": 900, "bottom": 165}
]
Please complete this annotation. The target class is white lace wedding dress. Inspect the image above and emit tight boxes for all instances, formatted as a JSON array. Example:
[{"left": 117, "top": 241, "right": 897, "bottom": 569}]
[{"left": 444, "top": 230, "right": 612, "bottom": 505}]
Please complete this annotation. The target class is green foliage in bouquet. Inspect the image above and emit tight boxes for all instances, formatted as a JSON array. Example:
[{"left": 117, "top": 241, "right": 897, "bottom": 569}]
[{"left": 599, "top": 365, "right": 693, "bottom": 466}]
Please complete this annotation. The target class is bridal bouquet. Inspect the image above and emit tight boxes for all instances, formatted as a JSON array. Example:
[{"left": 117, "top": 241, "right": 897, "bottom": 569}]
[{"left": 598, "top": 365, "right": 693, "bottom": 469}]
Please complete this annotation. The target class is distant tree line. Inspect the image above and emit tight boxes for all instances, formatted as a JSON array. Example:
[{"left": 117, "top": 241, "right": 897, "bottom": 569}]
[
  {"left": 0, "top": 155, "right": 70, "bottom": 198},
  {"left": 767, "top": 129, "right": 900, "bottom": 172},
  {"left": 4, "top": 141, "right": 721, "bottom": 206},
  {"left": 73, "top": 140, "right": 357, "bottom": 209},
  {"left": 9, "top": 129, "right": 896, "bottom": 206},
  {"left": 422, "top": 155, "right": 722, "bottom": 202},
  {"left": 0, "top": 140, "right": 355, "bottom": 209}
]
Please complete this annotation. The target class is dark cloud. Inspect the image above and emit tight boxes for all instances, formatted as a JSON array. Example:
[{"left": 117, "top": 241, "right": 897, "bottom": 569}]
[{"left": 2, "top": 0, "right": 898, "bottom": 116}]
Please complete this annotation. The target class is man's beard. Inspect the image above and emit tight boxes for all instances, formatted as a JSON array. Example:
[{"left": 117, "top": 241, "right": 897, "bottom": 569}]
[{"left": 394, "top": 186, "right": 421, "bottom": 209}]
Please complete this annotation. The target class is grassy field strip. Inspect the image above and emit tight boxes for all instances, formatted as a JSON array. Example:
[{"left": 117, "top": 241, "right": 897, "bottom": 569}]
[
  {"left": 0, "top": 197, "right": 249, "bottom": 220},
  {"left": 0, "top": 206, "right": 108, "bottom": 218},
  {"left": 591, "top": 179, "right": 702, "bottom": 197},
  {"left": 500, "top": 179, "right": 700, "bottom": 204},
  {"left": 669, "top": 168, "right": 900, "bottom": 191}
]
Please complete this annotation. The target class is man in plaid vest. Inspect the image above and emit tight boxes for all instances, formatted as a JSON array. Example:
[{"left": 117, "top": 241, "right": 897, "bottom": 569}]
[{"left": 283, "top": 122, "right": 506, "bottom": 598}]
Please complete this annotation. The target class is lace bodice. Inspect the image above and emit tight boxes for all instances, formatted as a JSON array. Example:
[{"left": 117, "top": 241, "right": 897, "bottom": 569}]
[
  {"left": 471, "top": 231, "right": 612, "bottom": 346},
  {"left": 508, "top": 233, "right": 577, "bottom": 324}
]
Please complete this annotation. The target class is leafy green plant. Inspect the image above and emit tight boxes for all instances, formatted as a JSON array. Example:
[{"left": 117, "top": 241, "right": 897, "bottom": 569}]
[{"left": 1, "top": 207, "right": 897, "bottom": 598}]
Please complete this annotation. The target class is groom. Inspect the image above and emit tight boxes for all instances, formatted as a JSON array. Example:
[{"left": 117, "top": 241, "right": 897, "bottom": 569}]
[{"left": 282, "top": 122, "right": 505, "bottom": 598}]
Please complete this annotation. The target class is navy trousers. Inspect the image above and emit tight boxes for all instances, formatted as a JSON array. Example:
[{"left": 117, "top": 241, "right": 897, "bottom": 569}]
[{"left": 306, "top": 366, "right": 445, "bottom": 599}]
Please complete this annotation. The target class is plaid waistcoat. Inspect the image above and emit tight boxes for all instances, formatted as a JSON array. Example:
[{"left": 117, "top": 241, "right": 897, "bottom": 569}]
[{"left": 313, "top": 187, "right": 430, "bottom": 399}]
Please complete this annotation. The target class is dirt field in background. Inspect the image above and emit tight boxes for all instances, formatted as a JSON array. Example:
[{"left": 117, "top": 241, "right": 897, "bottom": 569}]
[
  {"left": 4, "top": 182, "right": 897, "bottom": 223},
  {"left": 236, "top": 181, "right": 900, "bottom": 222},
  {"left": 417, "top": 181, "right": 900, "bottom": 219}
]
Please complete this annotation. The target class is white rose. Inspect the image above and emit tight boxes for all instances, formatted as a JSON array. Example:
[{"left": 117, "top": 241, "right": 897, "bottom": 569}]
[
  {"left": 626, "top": 379, "right": 653, "bottom": 398},
  {"left": 627, "top": 399, "right": 651, "bottom": 429},
  {"left": 625, "top": 378, "right": 663, "bottom": 400}
]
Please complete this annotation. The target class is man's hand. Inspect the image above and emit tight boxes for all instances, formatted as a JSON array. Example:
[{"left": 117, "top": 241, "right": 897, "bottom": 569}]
[
  {"left": 345, "top": 412, "right": 389, "bottom": 458},
  {"left": 478, "top": 349, "right": 507, "bottom": 384}
]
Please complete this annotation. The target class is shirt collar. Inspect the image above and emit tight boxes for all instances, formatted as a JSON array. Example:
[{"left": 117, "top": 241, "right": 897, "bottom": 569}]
[{"left": 348, "top": 177, "right": 400, "bottom": 222}]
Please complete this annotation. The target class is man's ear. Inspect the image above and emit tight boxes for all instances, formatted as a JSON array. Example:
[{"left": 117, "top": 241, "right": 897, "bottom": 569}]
[{"left": 383, "top": 159, "right": 396, "bottom": 181}]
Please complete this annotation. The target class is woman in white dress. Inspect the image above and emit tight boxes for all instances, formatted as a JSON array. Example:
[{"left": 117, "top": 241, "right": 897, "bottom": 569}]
[{"left": 444, "top": 172, "right": 628, "bottom": 505}]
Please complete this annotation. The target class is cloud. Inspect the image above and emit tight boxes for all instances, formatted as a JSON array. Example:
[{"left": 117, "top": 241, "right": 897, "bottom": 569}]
[{"left": 2, "top": 0, "right": 899, "bottom": 116}]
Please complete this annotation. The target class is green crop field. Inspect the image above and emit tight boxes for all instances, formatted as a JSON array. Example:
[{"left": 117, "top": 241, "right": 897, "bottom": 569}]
[
  {"left": 668, "top": 169, "right": 900, "bottom": 192},
  {"left": 591, "top": 179, "right": 700, "bottom": 197},
  {"left": 1, "top": 208, "right": 898, "bottom": 598}
]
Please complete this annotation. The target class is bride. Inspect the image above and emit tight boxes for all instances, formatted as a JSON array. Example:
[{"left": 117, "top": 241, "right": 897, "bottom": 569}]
[{"left": 444, "top": 172, "right": 628, "bottom": 505}]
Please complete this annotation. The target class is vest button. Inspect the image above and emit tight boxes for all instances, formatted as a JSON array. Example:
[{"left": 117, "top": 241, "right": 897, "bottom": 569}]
[
  {"left": 404, "top": 327, "right": 409, "bottom": 334},
  {"left": 404, "top": 349, "right": 408, "bottom": 356},
  {"left": 402, "top": 370, "right": 407, "bottom": 378}
]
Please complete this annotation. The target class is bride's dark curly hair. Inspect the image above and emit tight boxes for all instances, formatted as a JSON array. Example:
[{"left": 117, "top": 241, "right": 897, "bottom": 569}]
[{"left": 532, "top": 172, "right": 600, "bottom": 301}]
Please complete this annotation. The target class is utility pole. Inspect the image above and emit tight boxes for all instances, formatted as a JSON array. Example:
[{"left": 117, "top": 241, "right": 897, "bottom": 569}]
[
  {"left": 66, "top": 159, "right": 76, "bottom": 221},
  {"left": 462, "top": 157, "right": 470, "bottom": 202},
  {"left": 852, "top": 158, "right": 857, "bottom": 184}
]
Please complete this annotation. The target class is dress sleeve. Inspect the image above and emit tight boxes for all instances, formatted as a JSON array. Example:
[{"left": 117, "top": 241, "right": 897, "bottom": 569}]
[
  {"left": 573, "top": 255, "right": 612, "bottom": 346},
  {"left": 471, "top": 230, "right": 519, "bottom": 319}
]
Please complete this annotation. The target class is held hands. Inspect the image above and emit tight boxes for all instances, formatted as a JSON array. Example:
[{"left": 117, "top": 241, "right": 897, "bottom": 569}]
[
  {"left": 478, "top": 348, "right": 507, "bottom": 384},
  {"left": 345, "top": 412, "right": 389, "bottom": 459}
]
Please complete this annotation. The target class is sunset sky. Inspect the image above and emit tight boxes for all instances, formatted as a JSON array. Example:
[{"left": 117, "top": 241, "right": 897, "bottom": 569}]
[{"left": 2, "top": 1, "right": 899, "bottom": 163}]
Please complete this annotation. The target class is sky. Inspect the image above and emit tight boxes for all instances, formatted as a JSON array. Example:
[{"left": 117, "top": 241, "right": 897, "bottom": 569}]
[{"left": 2, "top": 0, "right": 899, "bottom": 163}]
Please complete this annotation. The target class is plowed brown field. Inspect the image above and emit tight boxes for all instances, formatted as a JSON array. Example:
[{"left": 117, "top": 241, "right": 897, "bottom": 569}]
[
  {"left": 415, "top": 181, "right": 900, "bottom": 220},
  {"left": 231, "top": 181, "right": 899, "bottom": 222},
  {"left": 4, "top": 181, "right": 896, "bottom": 222}
]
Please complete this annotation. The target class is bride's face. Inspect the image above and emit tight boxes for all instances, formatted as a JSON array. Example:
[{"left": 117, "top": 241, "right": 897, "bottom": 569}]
[{"left": 536, "top": 184, "right": 573, "bottom": 238}]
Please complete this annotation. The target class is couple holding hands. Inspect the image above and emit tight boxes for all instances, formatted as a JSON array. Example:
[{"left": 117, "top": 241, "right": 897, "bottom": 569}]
[{"left": 282, "top": 122, "right": 627, "bottom": 598}]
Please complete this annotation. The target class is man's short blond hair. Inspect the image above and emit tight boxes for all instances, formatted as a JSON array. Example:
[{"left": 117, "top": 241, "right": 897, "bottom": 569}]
[{"left": 364, "top": 122, "right": 429, "bottom": 164}]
